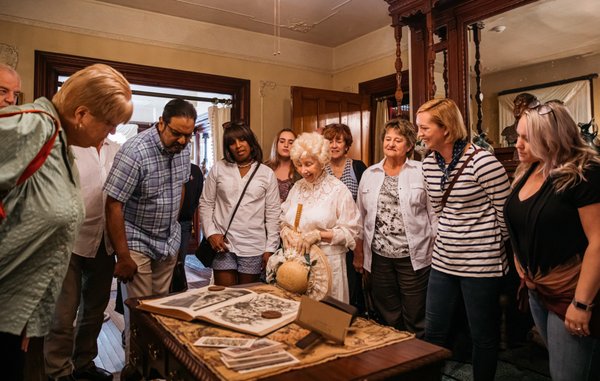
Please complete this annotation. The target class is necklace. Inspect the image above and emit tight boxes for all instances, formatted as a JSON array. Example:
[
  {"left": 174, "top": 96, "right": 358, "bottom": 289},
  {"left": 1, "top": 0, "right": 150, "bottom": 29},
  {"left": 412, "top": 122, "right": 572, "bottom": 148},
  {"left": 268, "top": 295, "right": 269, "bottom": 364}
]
[{"left": 237, "top": 160, "right": 253, "bottom": 168}]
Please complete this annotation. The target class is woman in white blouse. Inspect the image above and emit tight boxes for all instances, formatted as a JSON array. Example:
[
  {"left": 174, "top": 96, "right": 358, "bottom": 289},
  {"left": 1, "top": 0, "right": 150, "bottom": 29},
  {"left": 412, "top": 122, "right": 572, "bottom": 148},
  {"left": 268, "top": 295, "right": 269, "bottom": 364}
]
[
  {"left": 280, "top": 132, "right": 361, "bottom": 302},
  {"left": 355, "top": 119, "right": 436, "bottom": 337},
  {"left": 199, "top": 122, "right": 280, "bottom": 286}
]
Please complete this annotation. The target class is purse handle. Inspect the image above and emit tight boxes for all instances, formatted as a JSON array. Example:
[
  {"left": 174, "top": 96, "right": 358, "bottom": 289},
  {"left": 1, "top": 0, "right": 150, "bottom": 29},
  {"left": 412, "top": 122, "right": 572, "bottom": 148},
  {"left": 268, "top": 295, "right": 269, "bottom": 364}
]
[
  {"left": 440, "top": 146, "right": 484, "bottom": 210},
  {"left": 0, "top": 109, "right": 60, "bottom": 221},
  {"left": 223, "top": 162, "right": 261, "bottom": 237}
]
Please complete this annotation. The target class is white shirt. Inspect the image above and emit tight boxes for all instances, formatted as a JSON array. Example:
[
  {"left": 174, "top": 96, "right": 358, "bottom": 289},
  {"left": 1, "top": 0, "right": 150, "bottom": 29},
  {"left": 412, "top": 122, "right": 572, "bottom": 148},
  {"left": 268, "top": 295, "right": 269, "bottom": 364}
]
[
  {"left": 199, "top": 161, "right": 280, "bottom": 257},
  {"left": 282, "top": 173, "right": 362, "bottom": 302},
  {"left": 71, "top": 139, "right": 120, "bottom": 257},
  {"left": 357, "top": 158, "right": 437, "bottom": 272}
]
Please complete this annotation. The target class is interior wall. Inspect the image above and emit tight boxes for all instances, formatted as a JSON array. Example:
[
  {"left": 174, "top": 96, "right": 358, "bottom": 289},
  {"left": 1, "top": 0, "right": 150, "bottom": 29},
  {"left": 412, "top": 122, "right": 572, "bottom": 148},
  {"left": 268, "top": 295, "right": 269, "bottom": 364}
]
[
  {"left": 1, "top": 20, "right": 331, "bottom": 151},
  {"left": 2, "top": 20, "right": 404, "bottom": 154},
  {"left": 479, "top": 53, "right": 600, "bottom": 146}
]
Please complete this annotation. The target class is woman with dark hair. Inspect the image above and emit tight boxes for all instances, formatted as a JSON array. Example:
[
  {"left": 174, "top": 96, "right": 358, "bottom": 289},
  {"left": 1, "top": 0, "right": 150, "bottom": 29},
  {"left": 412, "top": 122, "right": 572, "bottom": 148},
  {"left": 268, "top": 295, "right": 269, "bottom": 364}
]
[
  {"left": 199, "top": 122, "right": 280, "bottom": 286},
  {"left": 265, "top": 128, "right": 298, "bottom": 202},
  {"left": 505, "top": 100, "right": 600, "bottom": 380}
]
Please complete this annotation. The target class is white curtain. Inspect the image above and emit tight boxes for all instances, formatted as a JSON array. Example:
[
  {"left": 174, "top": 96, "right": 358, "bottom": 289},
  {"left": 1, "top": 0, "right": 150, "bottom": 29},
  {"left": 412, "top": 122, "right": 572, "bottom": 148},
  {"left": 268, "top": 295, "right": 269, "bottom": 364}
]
[
  {"left": 498, "top": 80, "right": 592, "bottom": 146},
  {"left": 208, "top": 105, "right": 231, "bottom": 163},
  {"left": 373, "top": 99, "right": 390, "bottom": 163}
]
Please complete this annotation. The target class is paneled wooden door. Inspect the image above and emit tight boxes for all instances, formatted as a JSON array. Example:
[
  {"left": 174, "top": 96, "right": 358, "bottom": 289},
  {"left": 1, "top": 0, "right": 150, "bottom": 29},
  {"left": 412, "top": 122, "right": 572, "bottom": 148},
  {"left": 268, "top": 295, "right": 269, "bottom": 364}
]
[{"left": 291, "top": 86, "right": 371, "bottom": 165}]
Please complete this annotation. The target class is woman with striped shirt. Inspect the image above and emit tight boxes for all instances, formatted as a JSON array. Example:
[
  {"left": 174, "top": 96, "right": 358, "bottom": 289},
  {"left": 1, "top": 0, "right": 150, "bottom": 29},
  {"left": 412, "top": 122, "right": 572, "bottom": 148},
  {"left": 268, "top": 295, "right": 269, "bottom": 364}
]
[{"left": 416, "top": 98, "right": 511, "bottom": 381}]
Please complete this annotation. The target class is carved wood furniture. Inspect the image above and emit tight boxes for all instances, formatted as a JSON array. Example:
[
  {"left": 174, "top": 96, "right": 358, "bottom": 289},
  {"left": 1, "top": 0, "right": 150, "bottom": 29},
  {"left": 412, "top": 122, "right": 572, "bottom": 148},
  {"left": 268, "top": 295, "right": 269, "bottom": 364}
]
[
  {"left": 124, "top": 297, "right": 451, "bottom": 381},
  {"left": 384, "top": 0, "right": 537, "bottom": 123}
]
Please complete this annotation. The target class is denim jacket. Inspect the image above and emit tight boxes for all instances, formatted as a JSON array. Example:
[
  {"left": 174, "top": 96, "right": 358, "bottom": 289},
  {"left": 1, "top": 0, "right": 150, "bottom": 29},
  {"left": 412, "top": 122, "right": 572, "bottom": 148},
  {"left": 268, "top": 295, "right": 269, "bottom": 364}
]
[{"left": 357, "top": 158, "right": 437, "bottom": 272}]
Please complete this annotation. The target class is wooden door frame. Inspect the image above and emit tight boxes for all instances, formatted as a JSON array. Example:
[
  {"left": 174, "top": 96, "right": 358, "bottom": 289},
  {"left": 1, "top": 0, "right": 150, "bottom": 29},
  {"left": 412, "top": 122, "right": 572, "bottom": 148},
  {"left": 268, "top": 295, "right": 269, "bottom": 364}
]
[{"left": 34, "top": 50, "right": 251, "bottom": 123}]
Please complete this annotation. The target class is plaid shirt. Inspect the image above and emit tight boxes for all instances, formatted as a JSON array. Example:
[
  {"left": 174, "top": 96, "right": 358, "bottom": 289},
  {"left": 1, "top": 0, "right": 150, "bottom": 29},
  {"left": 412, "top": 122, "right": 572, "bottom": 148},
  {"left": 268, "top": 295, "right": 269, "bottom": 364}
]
[{"left": 104, "top": 127, "right": 190, "bottom": 260}]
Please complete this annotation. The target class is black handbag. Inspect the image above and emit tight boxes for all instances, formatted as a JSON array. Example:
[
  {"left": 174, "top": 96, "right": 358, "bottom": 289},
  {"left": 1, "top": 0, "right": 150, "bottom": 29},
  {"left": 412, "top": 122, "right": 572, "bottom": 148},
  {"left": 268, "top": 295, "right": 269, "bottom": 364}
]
[
  {"left": 195, "top": 163, "right": 261, "bottom": 267},
  {"left": 196, "top": 236, "right": 217, "bottom": 267}
]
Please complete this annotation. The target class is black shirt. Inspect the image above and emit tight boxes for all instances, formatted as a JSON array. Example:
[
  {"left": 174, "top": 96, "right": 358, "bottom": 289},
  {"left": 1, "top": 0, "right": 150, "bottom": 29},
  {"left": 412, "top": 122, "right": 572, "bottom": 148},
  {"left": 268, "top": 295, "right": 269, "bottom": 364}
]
[
  {"left": 505, "top": 163, "right": 600, "bottom": 274},
  {"left": 179, "top": 164, "right": 204, "bottom": 222}
]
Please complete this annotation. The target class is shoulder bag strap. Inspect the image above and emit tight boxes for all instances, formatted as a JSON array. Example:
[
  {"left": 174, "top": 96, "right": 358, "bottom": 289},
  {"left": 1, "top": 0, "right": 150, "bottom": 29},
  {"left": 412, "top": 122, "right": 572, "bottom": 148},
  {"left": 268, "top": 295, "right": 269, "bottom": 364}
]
[
  {"left": 440, "top": 147, "right": 484, "bottom": 210},
  {"left": 223, "top": 162, "right": 261, "bottom": 237},
  {"left": 0, "top": 109, "right": 60, "bottom": 221}
]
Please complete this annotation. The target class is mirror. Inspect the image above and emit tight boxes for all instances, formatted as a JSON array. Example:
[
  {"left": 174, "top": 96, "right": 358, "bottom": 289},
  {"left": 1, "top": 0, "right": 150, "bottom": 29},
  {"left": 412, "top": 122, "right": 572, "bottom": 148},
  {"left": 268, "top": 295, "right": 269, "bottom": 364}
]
[{"left": 467, "top": 0, "right": 600, "bottom": 148}]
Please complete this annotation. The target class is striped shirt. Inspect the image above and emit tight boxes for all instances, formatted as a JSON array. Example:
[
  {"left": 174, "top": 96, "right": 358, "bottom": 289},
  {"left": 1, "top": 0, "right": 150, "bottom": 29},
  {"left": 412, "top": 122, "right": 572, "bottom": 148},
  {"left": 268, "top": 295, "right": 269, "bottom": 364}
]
[
  {"left": 422, "top": 145, "right": 511, "bottom": 277},
  {"left": 104, "top": 127, "right": 190, "bottom": 261}
]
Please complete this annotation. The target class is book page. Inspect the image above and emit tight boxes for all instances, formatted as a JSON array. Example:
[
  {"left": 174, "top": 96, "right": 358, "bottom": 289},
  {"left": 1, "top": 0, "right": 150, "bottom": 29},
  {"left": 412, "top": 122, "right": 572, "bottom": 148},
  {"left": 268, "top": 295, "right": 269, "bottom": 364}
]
[
  {"left": 198, "top": 293, "right": 300, "bottom": 336},
  {"left": 138, "top": 287, "right": 255, "bottom": 320}
]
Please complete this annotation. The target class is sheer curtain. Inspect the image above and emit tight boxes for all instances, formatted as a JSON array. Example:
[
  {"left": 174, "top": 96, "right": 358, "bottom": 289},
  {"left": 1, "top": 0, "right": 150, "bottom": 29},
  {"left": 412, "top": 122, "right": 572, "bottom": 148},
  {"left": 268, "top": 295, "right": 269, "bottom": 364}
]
[
  {"left": 498, "top": 80, "right": 592, "bottom": 146},
  {"left": 208, "top": 105, "right": 231, "bottom": 165},
  {"left": 373, "top": 99, "right": 390, "bottom": 163}
]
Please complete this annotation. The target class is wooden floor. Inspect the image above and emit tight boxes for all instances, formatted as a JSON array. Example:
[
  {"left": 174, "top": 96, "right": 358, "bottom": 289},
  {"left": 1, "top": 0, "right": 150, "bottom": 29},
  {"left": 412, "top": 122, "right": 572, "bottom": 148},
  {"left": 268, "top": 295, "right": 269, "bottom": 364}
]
[{"left": 94, "top": 262, "right": 211, "bottom": 380}]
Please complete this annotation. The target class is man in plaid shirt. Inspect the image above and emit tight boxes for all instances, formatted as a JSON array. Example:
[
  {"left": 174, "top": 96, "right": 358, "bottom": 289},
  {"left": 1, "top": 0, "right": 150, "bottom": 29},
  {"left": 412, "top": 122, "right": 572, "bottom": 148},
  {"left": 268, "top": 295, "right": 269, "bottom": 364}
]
[{"left": 104, "top": 98, "right": 197, "bottom": 363}]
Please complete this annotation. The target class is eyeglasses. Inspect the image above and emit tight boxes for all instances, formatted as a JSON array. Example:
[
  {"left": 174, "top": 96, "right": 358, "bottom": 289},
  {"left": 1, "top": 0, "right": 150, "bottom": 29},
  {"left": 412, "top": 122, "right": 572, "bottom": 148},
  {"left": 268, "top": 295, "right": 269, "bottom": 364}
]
[
  {"left": 166, "top": 124, "right": 196, "bottom": 141},
  {"left": 222, "top": 121, "right": 247, "bottom": 129},
  {"left": 527, "top": 99, "right": 558, "bottom": 123}
]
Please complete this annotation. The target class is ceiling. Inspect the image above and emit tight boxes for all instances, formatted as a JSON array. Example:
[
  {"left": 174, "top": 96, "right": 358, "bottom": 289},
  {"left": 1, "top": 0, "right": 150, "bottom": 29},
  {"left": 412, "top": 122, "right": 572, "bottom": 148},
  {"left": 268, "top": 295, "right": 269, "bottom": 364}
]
[
  {"left": 479, "top": 0, "right": 600, "bottom": 73},
  {"left": 96, "top": 0, "right": 392, "bottom": 47},
  {"left": 95, "top": 0, "right": 600, "bottom": 73}
]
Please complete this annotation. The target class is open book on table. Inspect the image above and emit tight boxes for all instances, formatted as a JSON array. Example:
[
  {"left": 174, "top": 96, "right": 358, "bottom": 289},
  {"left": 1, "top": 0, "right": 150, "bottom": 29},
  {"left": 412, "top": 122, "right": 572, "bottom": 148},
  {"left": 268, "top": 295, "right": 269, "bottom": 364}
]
[{"left": 137, "top": 286, "right": 300, "bottom": 336}]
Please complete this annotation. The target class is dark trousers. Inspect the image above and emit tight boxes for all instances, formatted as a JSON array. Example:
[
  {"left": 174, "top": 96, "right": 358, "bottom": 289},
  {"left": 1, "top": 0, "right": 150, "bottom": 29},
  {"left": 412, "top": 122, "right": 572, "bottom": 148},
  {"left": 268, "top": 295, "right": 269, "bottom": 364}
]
[
  {"left": 346, "top": 250, "right": 365, "bottom": 313},
  {"left": 425, "top": 268, "right": 503, "bottom": 381},
  {"left": 371, "top": 254, "right": 429, "bottom": 337},
  {"left": 170, "top": 220, "right": 192, "bottom": 292},
  {"left": 44, "top": 243, "right": 115, "bottom": 378},
  {"left": 0, "top": 332, "right": 25, "bottom": 381}
]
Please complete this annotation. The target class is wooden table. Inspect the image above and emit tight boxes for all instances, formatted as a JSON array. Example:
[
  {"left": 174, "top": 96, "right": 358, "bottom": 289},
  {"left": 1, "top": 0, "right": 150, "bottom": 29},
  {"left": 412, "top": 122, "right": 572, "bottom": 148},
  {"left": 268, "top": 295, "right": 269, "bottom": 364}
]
[{"left": 123, "top": 297, "right": 450, "bottom": 381}]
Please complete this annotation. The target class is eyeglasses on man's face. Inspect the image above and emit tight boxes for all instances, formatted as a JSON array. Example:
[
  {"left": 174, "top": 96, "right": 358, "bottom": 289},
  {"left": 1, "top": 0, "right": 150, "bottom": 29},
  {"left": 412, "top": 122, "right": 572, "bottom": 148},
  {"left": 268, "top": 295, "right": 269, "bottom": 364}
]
[{"left": 166, "top": 124, "right": 196, "bottom": 141}]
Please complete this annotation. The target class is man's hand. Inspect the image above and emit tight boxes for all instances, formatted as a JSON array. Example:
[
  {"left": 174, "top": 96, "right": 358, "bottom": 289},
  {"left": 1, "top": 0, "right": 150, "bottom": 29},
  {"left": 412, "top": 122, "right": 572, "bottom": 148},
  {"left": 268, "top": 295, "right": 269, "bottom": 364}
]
[{"left": 114, "top": 254, "right": 137, "bottom": 283}]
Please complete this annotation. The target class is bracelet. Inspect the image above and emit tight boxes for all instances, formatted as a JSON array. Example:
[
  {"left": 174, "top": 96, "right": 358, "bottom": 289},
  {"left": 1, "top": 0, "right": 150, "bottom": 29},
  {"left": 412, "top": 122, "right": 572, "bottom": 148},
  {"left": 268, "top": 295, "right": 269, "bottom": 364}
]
[{"left": 572, "top": 298, "right": 595, "bottom": 312}]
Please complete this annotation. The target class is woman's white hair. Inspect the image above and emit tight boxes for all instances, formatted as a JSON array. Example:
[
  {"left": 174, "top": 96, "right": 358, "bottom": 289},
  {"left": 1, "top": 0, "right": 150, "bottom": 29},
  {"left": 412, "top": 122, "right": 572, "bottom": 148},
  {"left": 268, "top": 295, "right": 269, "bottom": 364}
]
[{"left": 290, "top": 132, "right": 330, "bottom": 167}]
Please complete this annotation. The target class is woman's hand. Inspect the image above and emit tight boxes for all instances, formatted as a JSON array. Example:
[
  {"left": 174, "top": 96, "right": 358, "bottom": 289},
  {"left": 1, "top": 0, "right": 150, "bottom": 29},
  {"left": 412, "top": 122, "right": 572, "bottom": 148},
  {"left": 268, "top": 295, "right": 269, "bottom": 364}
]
[
  {"left": 353, "top": 251, "right": 364, "bottom": 274},
  {"left": 565, "top": 303, "right": 592, "bottom": 336},
  {"left": 208, "top": 234, "right": 229, "bottom": 253},
  {"left": 262, "top": 252, "right": 273, "bottom": 270},
  {"left": 298, "top": 230, "right": 321, "bottom": 254},
  {"left": 281, "top": 226, "right": 302, "bottom": 251}
]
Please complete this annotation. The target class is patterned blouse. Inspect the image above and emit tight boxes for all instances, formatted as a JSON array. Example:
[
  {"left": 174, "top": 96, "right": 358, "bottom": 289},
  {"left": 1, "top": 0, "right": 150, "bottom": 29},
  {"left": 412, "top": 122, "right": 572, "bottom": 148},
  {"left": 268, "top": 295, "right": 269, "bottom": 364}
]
[
  {"left": 326, "top": 158, "right": 359, "bottom": 201},
  {"left": 372, "top": 174, "right": 410, "bottom": 258}
]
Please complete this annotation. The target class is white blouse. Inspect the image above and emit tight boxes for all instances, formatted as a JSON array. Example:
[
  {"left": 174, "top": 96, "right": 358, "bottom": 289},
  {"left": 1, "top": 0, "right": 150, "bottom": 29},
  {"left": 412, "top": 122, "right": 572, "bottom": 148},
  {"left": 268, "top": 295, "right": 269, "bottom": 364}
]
[
  {"left": 200, "top": 161, "right": 281, "bottom": 257},
  {"left": 281, "top": 172, "right": 362, "bottom": 302}
]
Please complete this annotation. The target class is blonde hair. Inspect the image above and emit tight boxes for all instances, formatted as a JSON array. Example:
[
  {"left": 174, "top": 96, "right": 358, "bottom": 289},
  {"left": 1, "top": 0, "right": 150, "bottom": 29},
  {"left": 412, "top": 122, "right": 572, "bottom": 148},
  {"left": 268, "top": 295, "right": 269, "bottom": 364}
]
[
  {"left": 52, "top": 64, "right": 133, "bottom": 126},
  {"left": 416, "top": 98, "right": 467, "bottom": 143},
  {"left": 514, "top": 101, "right": 600, "bottom": 192},
  {"left": 382, "top": 118, "right": 417, "bottom": 156},
  {"left": 290, "top": 132, "right": 330, "bottom": 167}
]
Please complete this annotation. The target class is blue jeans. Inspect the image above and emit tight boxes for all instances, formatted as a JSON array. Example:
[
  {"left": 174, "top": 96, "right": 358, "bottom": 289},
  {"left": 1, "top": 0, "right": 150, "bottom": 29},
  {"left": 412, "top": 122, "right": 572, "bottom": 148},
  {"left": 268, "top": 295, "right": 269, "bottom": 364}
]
[
  {"left": 529, "top": 290, "right": 600, "bottom": 381},
  {"left": 425, "top": 268, "right": 502, "bottom": 381}
]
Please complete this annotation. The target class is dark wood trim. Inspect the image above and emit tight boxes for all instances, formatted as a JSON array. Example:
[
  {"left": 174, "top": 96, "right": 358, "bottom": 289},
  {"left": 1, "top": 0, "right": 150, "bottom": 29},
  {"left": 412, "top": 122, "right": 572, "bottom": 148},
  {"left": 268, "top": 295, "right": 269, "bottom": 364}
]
[
  {"left": 385, "top": 0, "right": 539, "bottom": 125},
  {"left": 498, "top": 73, "right": 599, "bottom": 96},
  {"left": 34, "top": 51, "right": 250, "bottom": 123},
  {"left": 359, "top": 71, "right": 409, "bottom": 163}
]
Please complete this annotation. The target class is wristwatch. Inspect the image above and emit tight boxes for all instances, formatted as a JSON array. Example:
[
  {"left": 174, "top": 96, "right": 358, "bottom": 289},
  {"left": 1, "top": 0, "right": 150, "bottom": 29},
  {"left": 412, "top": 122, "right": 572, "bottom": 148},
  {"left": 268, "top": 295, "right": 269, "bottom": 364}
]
[{"left": 572, "top": 298, "right": 595, "bottom": 312}]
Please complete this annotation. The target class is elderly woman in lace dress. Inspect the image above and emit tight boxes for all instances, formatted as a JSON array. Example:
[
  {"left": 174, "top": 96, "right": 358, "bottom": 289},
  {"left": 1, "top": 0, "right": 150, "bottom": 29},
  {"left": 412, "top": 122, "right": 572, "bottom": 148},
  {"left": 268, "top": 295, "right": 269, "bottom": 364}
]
[{"left": 279, "top": 132, "right": 361, "bottom": 303}]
